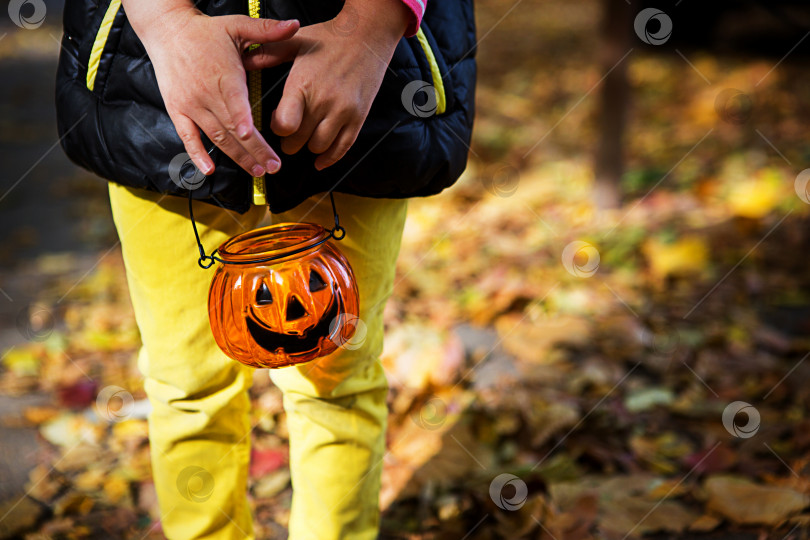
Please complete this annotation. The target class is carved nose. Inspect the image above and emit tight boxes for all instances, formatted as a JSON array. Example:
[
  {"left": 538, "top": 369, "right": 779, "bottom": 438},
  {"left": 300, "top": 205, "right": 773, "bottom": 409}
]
[{"left": 286, "top": 296, "right": 307, "bottom": 321}]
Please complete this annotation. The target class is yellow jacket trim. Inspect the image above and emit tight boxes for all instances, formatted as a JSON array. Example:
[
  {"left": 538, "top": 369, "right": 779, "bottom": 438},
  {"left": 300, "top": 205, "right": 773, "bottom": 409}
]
[
  {"left": 86, "top": 0, "right": 122, "bottom": 91},
  {"left": 415, "top": 28, "right": 446, "bottom": 115}
]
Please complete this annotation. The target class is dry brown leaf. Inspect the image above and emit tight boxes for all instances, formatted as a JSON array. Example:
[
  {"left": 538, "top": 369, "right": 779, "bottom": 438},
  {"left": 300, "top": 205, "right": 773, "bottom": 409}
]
[
  {"left": 496, "top": 313, "right": 590, "bottom": 363},
  {"left": 0, "top": 496, "right": 43, "bottom": 537},
  {"left": 688, "top": 513, "right": 722, "bottom": 532},
  {"left": 705, "top": 475, "right": 810, "bottom": 525}
]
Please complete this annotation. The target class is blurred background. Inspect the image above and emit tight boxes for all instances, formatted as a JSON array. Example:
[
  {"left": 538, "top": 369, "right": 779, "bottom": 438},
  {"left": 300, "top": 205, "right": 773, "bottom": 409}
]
[{"left": 2, "top": 0, "right": 810, "bottom": 537}]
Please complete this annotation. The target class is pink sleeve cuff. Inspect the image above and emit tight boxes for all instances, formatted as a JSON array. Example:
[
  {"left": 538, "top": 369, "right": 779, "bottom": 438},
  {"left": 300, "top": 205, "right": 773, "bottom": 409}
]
[{"left": 399, "top": 0, "right": 425, "bottom": 37}]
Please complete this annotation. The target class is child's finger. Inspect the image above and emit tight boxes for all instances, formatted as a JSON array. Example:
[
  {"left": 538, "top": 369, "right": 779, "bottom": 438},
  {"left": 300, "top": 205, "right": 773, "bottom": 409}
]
[
  {"left": 271, "top": 87, "right": 305, "bottom": 137},
  {"left": 307, "top": 117, "right": 342, "bottom": 155},
  {"left": 242, "top": 41, "right": 299, "bottom": 71},
  {"left": 172, "top": 113, "right": 214, "bottom": 174},
  {"left": 314, "top": 123, "right": 360, "bottom": 171},
  {"left": 197, "top": 110, "right": 266, "bottom": 177},
  {"left": 227, "top": 16, "right": 299, "bottom": 50},
  {"left": 280, "top": 111, "right": 321, "bottom": 155},
  {"left": 218, "top": 76, "right": 280, "bottom": 172}
]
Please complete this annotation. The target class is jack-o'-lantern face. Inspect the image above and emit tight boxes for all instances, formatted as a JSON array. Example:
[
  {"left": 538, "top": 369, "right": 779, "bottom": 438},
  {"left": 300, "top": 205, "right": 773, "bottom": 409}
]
[
  {"left": 245, "top": 262, "right": 340, "bottom": 353},
  {"left": 208, "top": 223, "right": 359, "bottom": 369}
]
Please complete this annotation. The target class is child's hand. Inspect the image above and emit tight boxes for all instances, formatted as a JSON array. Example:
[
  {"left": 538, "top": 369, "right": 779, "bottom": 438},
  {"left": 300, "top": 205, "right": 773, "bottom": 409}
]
[
  {"left": 244, "top": 0, "right": 410, "bottom": 170},
  {"left": 123, "top": 0, "right": 300, "bottom": 177}
]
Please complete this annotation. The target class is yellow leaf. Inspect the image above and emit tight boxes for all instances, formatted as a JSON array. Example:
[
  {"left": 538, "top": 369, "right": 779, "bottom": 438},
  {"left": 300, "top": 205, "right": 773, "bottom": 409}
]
[
  {"left": 103, "top": 475, "right": 130, "bottom": 504},
  {"left": 112, "top": 419, "right": 148, "bottom": 441},
  {"left": 2, "top": 348, "right": 41, "bottom": 376},
  {"left": 643, "top": 236, "right": 709, "bottom": 279},
  {"left": 727, "top": 168, "right": 786, "bottom": 219}
]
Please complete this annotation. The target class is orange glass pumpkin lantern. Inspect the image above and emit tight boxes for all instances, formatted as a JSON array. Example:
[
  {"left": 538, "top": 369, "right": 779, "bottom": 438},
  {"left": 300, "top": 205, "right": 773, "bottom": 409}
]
[{"left": 205, "top": 222, "right": 359, "bottom": 369}]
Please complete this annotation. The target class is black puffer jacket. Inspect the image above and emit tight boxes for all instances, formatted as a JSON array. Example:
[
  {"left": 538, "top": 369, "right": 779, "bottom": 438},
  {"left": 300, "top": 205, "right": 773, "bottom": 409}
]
[{"left": 56, "top": 0, "right": 476, "bottom": 214}]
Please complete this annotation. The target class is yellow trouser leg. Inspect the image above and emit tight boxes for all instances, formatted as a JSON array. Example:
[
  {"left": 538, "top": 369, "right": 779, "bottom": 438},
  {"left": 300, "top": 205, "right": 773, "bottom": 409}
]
[
  {"left": 270, "top": 193, "right": 408, "bottom": 540},
  {"left": 109, "top": 184, "right": 266, "bottom": 540},
  {"left": 111, "top": 183, "right": 407, "bottom": 540}
]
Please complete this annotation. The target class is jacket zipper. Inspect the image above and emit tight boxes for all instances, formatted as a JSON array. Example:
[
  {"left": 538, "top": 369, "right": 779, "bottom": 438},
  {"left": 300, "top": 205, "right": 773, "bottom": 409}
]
[{"left": 248, "top": 0, "right": 266, "bottom": 205}]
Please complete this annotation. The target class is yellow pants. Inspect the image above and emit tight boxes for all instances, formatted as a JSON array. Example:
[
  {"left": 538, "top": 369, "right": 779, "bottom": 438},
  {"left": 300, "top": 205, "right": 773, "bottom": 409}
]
[{"left": 109, "top": 183, "right": 407, "bottom": 539}]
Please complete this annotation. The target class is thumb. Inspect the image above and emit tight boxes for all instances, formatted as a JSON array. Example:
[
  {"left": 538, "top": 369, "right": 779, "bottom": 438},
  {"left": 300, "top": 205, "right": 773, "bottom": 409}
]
[
  {"left": 227, "top": 16, "right": 300, "bottom": 49},
  {"left": 242, "top": 40, "right": 299, "bottom": 71}
]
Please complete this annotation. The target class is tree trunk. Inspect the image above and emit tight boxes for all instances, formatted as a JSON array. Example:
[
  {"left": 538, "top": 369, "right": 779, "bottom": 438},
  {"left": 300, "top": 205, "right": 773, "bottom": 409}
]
[{"left": 594, "top": 0, "right": 633, "bottom": 210}]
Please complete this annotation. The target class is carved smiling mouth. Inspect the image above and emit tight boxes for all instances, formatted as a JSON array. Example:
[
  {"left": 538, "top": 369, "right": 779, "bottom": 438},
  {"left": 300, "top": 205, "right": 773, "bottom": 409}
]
[{"left": 246, "top": 297, "right": 341, "bottom": 354}]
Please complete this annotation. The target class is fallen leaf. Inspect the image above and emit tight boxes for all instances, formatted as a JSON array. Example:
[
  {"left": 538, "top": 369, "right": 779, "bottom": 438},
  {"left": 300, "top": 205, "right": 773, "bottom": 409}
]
[
  {"left": 253, "top": 469, "right": 291, "bottom": 499},
  {"left": 726, "top": 167, "right": 786, "bottom": 219},
  {"left": 705, "top": 475, "right": 809, "bottom": 525},
  {"left": 2, "top": 348, "right": 41, "bottom": 376},
  {"left": 250, "top": 447, "right": 285, "bottom": 478},
  {"left": 103, "top": 475, "right": 130, "bottom": 505},
  {"left": 0, "top": 496, "right": 43, "bottom": 537},
  {"left": 23, "top": 405, "right": 61, "bottom": 425},
  {"left": 624, "top": 387, "right": 675, "bottom": 413},
  {"left": 643, "top": 235, "right": 709, "bottom": 279},
  {"left": 689, "top": 513, "right": 722, "bottom": 532},
  {"left": 496, "top": 314, "right": 590, "bottom": 363},
  {"left": 40, "top": 414, "right": 101, "bottom": 448},
  {"left": 57, "top": 379, "right": 98, "bottom": 409}
]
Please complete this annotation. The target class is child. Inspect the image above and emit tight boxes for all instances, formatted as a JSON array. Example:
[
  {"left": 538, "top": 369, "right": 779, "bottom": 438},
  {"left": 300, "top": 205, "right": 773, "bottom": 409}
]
[{"left": 56, "top": 0, "right": 475, "bottom": 537}]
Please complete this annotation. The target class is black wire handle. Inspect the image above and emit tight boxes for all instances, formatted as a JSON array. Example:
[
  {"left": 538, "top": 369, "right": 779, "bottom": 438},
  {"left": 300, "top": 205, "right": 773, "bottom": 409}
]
[{"left": 187, "top": 155, "right": 345, "bottom": 269}]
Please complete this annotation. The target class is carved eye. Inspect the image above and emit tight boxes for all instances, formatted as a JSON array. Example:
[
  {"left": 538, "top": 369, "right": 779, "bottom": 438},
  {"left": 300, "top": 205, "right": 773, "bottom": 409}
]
[
  {"left": 309, "top": 270, "right": 327, "bottom": 292},
  {"left": 256, "top": 282, "right": 273, "bottom": 305}
]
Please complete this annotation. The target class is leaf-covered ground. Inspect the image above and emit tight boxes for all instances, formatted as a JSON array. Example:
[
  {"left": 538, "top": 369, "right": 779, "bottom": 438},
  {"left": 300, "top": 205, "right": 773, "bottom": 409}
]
[{"left": 3, "top": 0, "right": 810, "bottom": 538}]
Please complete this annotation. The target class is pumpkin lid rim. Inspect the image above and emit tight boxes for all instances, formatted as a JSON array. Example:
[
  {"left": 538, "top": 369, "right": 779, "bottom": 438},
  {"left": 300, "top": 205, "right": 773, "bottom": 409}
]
[{"left": 216, "top": 222, "right": 330, "bottom": 264}]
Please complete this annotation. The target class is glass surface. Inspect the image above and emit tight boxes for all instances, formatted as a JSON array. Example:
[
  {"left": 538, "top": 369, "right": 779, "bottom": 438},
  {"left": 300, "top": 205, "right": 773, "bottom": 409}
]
[{"left": 208, "top": 222, "right": 359, "bottom": 369}]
